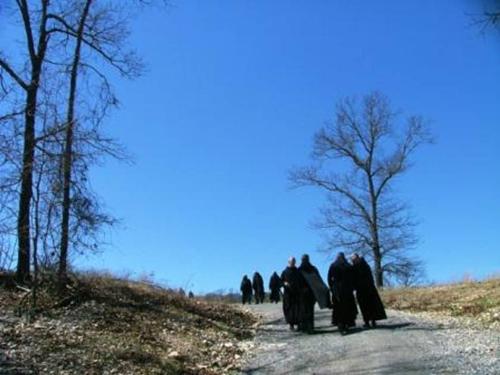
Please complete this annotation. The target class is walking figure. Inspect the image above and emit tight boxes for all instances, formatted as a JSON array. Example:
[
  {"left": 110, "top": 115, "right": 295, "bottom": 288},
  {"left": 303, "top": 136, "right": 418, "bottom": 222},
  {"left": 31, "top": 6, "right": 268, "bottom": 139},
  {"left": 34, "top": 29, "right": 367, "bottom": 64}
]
[{"left": 240, "top": 275, "right": 252, "bottom": 304}]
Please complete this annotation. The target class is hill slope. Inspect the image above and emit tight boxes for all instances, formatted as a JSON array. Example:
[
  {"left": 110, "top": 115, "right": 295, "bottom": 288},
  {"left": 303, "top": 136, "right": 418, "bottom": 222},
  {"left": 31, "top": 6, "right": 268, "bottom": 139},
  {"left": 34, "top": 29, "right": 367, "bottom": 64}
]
[
  {"left": 0, "top": 272, "right": 256, "bottom": 374},
  {"left": 382, "top": 277, "right": 500, "bottom": 329}
]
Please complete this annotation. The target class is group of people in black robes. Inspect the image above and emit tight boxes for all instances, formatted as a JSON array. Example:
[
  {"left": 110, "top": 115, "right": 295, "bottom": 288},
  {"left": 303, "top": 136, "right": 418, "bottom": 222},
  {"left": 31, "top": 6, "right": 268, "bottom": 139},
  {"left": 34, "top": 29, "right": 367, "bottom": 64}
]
[
  {"left": 279, "top": 252, "right": 387, "bottom": 335},
  {"left": 280, "top": 254, "right": 322, "bottom": 333},
  {"left": 239, "top": 251, "right": 386, "bottom": 335},
  {"left": 239, "top": 271, "right": 271, "bottom": 304},
  {"left": 328, "top": 252, "right": 386, "bottom": 334}
]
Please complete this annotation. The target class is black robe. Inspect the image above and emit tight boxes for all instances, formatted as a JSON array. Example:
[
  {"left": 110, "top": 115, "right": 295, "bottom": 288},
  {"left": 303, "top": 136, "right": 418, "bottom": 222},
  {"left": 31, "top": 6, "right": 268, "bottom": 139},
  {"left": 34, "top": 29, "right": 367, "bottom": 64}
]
[
  {"left": 269, "top": 272, "right": 282, "bottom": 303},
  {"left": 280, "top": 266, "right": 302, "bottom": 326},
  {"left": 352, "top": 258, "right": 387, "bottom": 322},
  {"left": 240, "top": 277, "right": 252, "bottom": 304},
  {"left": 252, "top": 272, "right": 265, "bottom": 303},
  {"left": 298, "top": 261, "right": 320, "bottom": 332},
  {"left": 328, "top": 259, "right": 358, "bottom": 328}
]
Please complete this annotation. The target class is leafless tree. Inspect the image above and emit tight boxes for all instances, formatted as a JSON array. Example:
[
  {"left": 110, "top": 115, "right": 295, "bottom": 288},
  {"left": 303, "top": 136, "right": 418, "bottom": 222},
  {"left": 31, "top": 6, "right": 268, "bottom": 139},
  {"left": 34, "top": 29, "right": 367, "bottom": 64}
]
[
  {"left": 1, "top": 0, "right": 148, "bottom": 285},
  {"left": 0, "top": 0, "right": 52, "bottom": 282},
  {"left": 45, "top": 0, "right": 142, "bottom": 286},
  {"left": 290, "top": 92, "right": 432, "bottom": 287},
  {"left": 57, "top": 0, "right": 94, "bottom": 287}
]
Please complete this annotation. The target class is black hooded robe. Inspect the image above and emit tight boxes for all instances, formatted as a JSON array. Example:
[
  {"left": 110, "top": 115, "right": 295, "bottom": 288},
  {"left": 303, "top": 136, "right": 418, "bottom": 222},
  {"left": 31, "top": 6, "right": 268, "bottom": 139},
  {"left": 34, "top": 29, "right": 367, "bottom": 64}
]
[
  {"left": 352, "top": 257, "right": 387, "bottom": 323},
  {"left": 252, "top": 272, "right": 265, "bottom": 304},
  {"left": 280, "top": 266, "right": 302, "bottom": 327},
  {"left": 328, "top": 259, "right": 358, "bottom": 330},
  {"left": 298, "top": 261, "right": 320, "bottom": 332},
  {"left": 269, "top": 272, "right": 282, "bottom": 303},
  {"left": 240, "top": 277, "right": 252, "bottom": 304}
]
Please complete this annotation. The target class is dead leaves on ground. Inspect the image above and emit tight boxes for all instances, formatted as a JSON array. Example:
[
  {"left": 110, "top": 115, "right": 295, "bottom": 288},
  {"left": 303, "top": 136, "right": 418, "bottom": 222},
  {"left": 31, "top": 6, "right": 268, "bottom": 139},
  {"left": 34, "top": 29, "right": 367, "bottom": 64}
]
[{"left": 0, "top": 272, "right": 257, "bottom": 374}]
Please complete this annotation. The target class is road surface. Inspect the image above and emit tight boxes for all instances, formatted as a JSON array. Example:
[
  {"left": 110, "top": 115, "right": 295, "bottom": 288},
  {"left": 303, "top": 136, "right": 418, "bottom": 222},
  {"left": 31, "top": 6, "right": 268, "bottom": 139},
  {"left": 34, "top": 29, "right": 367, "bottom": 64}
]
[{"left": 240, "top": 304, "right": 499, "bottom": 374}]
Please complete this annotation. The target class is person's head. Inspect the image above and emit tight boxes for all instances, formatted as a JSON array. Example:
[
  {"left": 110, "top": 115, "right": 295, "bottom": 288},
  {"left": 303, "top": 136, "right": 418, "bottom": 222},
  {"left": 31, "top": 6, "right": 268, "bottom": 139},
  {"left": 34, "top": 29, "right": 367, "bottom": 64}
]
[
  {"left": 336, "top": 252, "right": 346, "bottom": 263},
  {"left": 301, "top": 254, "right": 310, "bottom": 264},
  {"left": 351, "top": 253, "right": 360, "bottom": 263},
  {"left": 288, "top": 256, "right": 296, "bottom": 267},
  {"left": 243, "top": 274, "right": 248, "bottom": 279}
]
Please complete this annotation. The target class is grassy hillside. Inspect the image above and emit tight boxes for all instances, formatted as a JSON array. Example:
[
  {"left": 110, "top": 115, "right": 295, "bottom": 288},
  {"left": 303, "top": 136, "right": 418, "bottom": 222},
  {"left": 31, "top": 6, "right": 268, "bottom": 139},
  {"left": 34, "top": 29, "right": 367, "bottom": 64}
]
[
  {"left": 382, "top": 277, "right": 500, "bottom": 329},
  {"left": 0, "top": 272, "right": 256, "bottom": 374}
]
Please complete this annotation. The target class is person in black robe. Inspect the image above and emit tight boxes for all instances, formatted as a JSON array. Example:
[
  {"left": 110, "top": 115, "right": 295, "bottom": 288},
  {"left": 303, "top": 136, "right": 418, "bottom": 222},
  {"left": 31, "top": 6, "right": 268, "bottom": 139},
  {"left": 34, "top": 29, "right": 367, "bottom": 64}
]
[
  {"left": 269, "top": 272, "right": 282, "bottom": 303},
  {"left": 328, "top": 252, "right": 358, "bottom": 335},
  {"left": 298, "top": 254, "right": 320, "bottom": 334},
  {"left": 252, "top": 272, "right": 265, "bottom": 304},
  {"left": 351, "top": 253, "right": 387, "bottom": 328},
  {"left": 280, "top": 257, "right": 302, "bottom": 330},
  {"left": 240, "top": 275, "right": 252, "bottom": 304}
]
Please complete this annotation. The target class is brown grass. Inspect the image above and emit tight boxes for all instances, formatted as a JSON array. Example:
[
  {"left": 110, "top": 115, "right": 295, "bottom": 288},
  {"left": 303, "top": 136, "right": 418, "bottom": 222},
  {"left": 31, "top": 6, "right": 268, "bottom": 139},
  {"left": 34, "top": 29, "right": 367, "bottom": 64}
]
[
  {"left": 381, "top": 277, "right": 500, "bottom": 328},
  {"left": 0, "top": 271, "right": 257, "bottom": 374}
]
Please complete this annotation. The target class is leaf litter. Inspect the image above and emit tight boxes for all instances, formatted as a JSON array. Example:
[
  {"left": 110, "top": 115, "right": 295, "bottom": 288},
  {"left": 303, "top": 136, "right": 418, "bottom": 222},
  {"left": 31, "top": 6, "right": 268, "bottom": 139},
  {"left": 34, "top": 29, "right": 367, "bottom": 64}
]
[{"left": 0, "top": 271, "right": 257, "bottom": 374}]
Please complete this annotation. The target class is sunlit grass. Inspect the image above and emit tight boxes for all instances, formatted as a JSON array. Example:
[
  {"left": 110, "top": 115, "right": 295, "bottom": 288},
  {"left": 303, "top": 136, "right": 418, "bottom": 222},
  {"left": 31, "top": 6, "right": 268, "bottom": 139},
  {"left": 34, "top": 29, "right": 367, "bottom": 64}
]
[{"left": 381, "top": 277, "right": 500, "bottom": 328}]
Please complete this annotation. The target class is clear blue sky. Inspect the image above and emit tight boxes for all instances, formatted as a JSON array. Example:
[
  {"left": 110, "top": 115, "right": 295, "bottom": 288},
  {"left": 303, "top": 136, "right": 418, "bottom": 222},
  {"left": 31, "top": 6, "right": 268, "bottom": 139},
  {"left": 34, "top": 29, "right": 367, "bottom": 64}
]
[{"left": 5, "top": 1, "right": 500, "bottom": 293}]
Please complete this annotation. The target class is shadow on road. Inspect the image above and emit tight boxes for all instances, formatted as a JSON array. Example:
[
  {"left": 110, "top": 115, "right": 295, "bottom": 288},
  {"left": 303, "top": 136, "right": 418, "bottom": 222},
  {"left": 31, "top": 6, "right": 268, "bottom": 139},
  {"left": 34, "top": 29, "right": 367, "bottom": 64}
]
[
  {"left": 373, "top": 322, "right": 413, "bottom": 330},
  {"left": 263, "top": 317, "right": 285, "bottom": 325},
  {"left": 375, "top": 321, "right": 445, "bottom": 332},
  {"left": 255, "top": 320, "right": 443, "bottom": 341},
  {"left": 242, "top": 357, "right": 291, "bottom": 375}
]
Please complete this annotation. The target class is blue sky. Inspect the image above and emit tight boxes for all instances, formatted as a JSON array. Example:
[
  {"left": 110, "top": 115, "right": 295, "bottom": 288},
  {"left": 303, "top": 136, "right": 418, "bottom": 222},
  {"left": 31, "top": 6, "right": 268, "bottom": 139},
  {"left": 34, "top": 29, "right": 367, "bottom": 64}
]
[{"left": 4, "top": 0, "right": 500, "bottom": 293}]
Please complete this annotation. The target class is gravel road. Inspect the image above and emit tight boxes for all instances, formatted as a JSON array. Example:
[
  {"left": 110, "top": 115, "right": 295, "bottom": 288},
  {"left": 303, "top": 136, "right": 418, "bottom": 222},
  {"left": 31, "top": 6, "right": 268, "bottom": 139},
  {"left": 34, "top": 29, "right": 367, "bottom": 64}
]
[{"left": 240, "top": 304, "right": 499, "bottom": 375}]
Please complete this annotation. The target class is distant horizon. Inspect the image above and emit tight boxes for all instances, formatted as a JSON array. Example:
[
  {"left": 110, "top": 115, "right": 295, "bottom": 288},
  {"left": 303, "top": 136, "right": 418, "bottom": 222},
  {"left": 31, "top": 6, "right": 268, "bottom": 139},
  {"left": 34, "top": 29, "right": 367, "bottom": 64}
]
[{"left": 67, "top": 264, "right": 500, "bottom": 295}]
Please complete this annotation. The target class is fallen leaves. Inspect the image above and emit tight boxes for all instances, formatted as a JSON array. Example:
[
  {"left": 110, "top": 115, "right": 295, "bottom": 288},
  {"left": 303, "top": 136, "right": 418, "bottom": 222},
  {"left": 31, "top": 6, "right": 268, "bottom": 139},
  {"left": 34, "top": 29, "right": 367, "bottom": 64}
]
[{"left": 0, "top": 271, "right": 257, "bottom": 374}]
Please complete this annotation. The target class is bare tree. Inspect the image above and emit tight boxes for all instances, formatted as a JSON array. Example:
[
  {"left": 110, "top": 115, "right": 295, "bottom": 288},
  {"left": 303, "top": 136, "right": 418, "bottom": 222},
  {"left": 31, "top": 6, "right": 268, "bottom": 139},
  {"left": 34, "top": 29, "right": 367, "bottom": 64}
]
[
  {"left": 45, "top": 0, "right": 142, "bottom": 286},
  {"left": 0, "top": 0, "right": 52, "bottom": 282},
  {"left": 1, "top": 0, "right": 146, "bottom": 286},
  {"left": 58, "top": 0, "right": 94, "bottom": 288},
  {"left": 290, "top": 92, "right": 432, "bottom": 287}
]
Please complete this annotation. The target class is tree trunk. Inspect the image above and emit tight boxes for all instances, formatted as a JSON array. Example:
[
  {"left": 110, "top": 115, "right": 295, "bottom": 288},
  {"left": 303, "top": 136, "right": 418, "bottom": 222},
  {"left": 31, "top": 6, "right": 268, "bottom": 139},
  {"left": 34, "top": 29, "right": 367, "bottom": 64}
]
[
  {"left": 16, "top": 88, "right": 37, "bottom": 283},
  {"left": 373, "top": 246, "right": 383, "bottom": 288},
  {"left": 15, "top": 0, "right": 49, "bottom": 284},
  {"left": 58, "top": 0, "right": 93, "bottom": 289},
  {"left": 368, "top": 171, "right": 384, "bottom": 288},
  {"left": 58, "top": 119, "right": 72, "bottom": 287}
]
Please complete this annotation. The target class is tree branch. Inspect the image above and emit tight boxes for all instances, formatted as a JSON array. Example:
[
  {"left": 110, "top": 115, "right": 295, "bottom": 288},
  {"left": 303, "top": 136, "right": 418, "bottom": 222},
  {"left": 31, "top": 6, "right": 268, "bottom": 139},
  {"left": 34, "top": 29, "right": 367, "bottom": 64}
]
[{"left": 0, "top": 58, "right": 28, "bottom": 90}]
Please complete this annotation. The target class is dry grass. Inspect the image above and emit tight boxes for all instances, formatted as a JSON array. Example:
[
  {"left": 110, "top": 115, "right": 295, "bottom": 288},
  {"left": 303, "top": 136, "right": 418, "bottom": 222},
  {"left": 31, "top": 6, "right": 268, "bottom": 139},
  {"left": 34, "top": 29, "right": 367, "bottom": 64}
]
[
  {"left": 0, "top": 271, "right": 257, "bottom": 374},
  {"left": 382, "top": 277, "right": 500, "bottom": 329}
]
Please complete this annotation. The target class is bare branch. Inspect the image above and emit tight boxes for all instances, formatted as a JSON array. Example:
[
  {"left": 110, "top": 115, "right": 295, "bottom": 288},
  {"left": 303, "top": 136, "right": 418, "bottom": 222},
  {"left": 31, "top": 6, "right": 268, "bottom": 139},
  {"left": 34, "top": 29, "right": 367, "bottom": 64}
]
[
  {"left": 291, "top": 91, "right": 432, "bottom": 286},
  {"left": 0, "top": 58, "right": 28, "bottom": 90}
]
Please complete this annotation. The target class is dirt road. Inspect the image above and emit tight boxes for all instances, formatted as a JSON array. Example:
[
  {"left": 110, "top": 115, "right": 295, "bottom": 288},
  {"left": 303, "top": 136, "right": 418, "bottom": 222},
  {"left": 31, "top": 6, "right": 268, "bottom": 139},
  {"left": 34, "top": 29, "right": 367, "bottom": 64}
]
[{"left": 240, "top": 304, "right": 499, "bottom": 374}]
